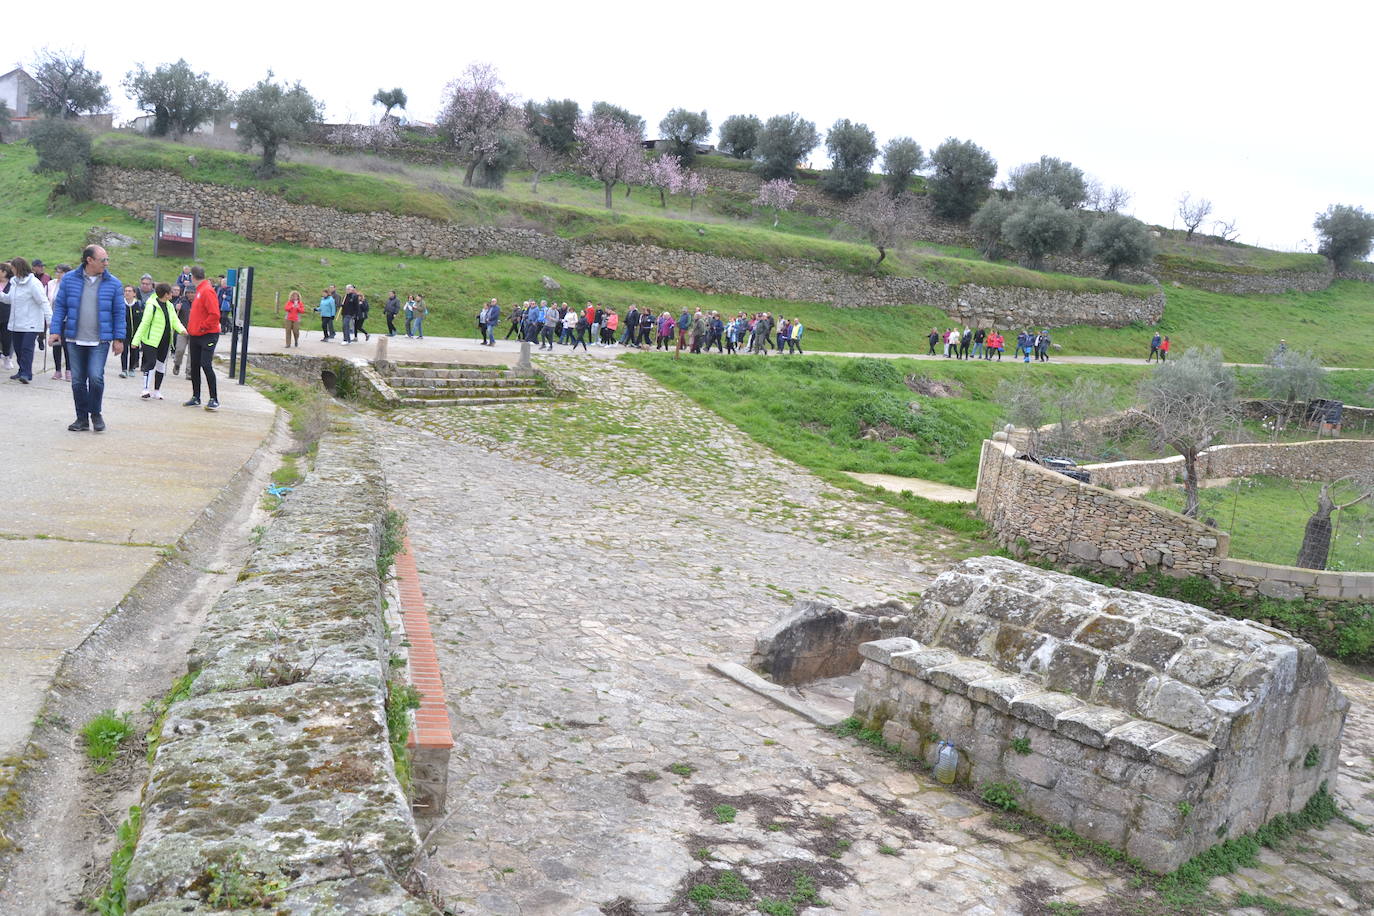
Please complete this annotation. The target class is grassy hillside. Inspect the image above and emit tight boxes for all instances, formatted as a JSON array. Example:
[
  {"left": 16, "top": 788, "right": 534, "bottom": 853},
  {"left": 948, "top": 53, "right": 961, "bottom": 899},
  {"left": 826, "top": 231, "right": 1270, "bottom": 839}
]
[
  {"left": 90, "top": 135, "right": 1151, "bottom": 297},
  {"left": 5, "top": 141, "right": 1373, "bottom": 365}
]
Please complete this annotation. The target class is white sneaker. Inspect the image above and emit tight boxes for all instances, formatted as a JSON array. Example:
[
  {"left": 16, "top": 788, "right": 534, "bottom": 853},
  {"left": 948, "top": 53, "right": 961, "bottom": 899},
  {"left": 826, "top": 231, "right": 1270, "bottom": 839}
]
[{"left": 154, "top": 390, "right": 164, "bottom": 400}]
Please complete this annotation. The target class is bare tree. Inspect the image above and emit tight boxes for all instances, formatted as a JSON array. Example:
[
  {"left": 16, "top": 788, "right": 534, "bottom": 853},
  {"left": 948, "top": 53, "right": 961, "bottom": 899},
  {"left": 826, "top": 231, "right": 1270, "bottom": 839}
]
[
  {"left": 854, "top": 189, "right": 904, "bottom": 267},
  {"left": 1297, "top": 477, "right": 1372, "bottom": 570},
  {"left": 1213, "top": 218, "right": 1240, "bottom": 243},
  {"left": 1133, "top": 346, "right": 1239, "bottom": 518},
  {"left": 1177, "top": 192, "right": 1213, "bottom": 241},
  {"left": 1259, "top": 347, "right": 1326, "bottom": 439},
  {"left": 996, "top": 377, "right": 1048, "bottom": 454}
]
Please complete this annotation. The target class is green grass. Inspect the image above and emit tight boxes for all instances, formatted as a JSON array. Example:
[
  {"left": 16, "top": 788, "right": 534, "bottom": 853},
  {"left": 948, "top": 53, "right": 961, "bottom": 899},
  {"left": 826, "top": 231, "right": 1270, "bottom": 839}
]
[
  {"left": 384, "top": 681, "right": 422, "bottom": 795},
  {"left": 81, "top": 710, "right": 135, "bottom": 773},
  {"left": 88, "top": 805, "right": 142, "bottom": 915},
  {"left": 1153, "top": 230, "right": 1328, "bottom": 276},
  {"left": 1142, "top": 476, "right": 1373, "bottom": 571}
]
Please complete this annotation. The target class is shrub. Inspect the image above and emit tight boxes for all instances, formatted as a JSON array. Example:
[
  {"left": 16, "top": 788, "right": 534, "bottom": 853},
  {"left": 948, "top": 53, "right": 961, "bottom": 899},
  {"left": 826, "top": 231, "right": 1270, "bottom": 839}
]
[{"left": 28, "top": 118, "right": 94, "bottom": 200}]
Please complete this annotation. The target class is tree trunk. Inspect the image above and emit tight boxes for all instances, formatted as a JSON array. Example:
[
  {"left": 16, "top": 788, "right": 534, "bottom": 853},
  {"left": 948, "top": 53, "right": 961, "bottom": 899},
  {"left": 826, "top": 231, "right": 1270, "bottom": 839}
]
[
  {"left": 772, "top": 211, "right": 779, "bottom": 228},
  {"left": 1297, "top": 508, "right": 1334, "bottom": 570},
  {"left": 1182, "top": 450, "right": 1201, "bottom": 518},
  {"left": 604, "top": 182, "right": 614, "bottom": 209},
  {"left": 625, "top": 183, "right": 632, "bottom": 199},
  {"left": 530, "top": 168, "right": 543, "bottom": 195},
  {"left": 463, "top": 160, "right": 478, "bottom": 187},
  {"left": 876, "top": 245, "right": 887, "bottom": 267},
  {"left": 659, "top": 188, "right": 666, "bottom": 207},
  {"left": 689, "top": 197, "right": 695, "bottom": 212}
]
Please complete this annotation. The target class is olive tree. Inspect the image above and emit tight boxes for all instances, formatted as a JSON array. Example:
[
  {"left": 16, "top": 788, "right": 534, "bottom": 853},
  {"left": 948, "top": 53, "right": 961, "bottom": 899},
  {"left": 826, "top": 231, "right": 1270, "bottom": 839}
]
[
  {"left": 927, "top": 137, "right": 997, "bottom": 221},
  {"left": 124, "top": 60, "right": 229, "bottom": 138},
  {"left": 233, "top": 74, "right": 322, "bottom": 177},
  {"left": 1008, "top": 155, "right": 1088, "bottom": 210},
  {"left": 1134, "top": 347, "right": 1239, "bottom": 518},
  {"left": 970, "top": 196, "right": 1012, "bottom": 261},
  {"left": 820, "top": 118, "right": 877, "bottom": 199},
  {"left": 31, "top": 50, "right": 110, "bottom": 118},
  {"left": 1259, "top": 347, "right": 1326, "bottom": 438},
  {"left": 1083, "top": 213, "right": 1155, "bottom": 278},
  {"left": 880, "top": 137, "right": 923, "bottom": 197},
  {"left": 1297, "top": 476, "right": 1372, "bottom": 570},
  {"left": 591, "top": 101, "right": 645, "bottom": 136},
  {"left": 1002, "top": 198, "right": 1078, "bottom": 270},
  {"left": 658, "top": 108, "right": 711, "bottom": 165},
  {"left": 753, "top": 112, "right": 819, "bottom": 181},
  {"left": 28, "top": 118, "right": 93, "bottom": 200},
  {"left": 717, "top": 114, "right": 761, "bottom": 159},
  {"left": 523, "top": 98, "right": 581, "bottom": 192},
  {"left": 1313, "top": 204, "right": 1374, "bottom": 271},
  {"left": 372, "top": 87, "right": 407, "bottom": 120}
]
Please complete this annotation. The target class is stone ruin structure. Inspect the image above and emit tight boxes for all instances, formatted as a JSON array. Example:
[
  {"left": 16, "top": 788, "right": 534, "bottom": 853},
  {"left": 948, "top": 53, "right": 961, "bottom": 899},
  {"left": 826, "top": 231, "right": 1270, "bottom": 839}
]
[{"left": 852, "top": 556, "right": 1349, "bottom": 871}]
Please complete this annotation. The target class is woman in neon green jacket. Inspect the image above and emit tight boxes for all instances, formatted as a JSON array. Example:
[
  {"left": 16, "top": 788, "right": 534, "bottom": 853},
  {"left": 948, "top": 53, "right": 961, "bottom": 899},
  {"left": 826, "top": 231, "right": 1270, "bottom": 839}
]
[{"left": 131, "top": 282, "right": 187, "bottom": 399}]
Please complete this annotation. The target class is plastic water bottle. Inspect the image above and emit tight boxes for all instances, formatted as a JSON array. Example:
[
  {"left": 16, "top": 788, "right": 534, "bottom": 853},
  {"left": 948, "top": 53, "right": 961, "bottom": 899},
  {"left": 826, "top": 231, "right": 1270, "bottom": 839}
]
[{"left": 934, "top": 741, "right": 959, "bottom": 785}]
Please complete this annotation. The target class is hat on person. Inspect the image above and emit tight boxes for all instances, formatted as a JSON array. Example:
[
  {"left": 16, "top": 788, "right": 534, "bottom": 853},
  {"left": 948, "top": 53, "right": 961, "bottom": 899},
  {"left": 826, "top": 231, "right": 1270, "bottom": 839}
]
[
  {"left": 32, "top": 259, "right": 44, "bottom": 267},
  {"left": 141, "top": 273, "right": 154, "bottom": 282}
]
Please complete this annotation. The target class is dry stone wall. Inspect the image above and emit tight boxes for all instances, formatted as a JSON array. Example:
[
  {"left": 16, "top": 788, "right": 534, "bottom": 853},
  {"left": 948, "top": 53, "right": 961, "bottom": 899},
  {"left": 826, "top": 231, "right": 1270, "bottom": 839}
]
[
  {"left": 853, "top": 557, "right": 1349, "bottom": 872},
  {"left": 92, "top": 165, "right": 1162, "bottom": 328},
  {"left": 1081, "top": 439, "right": 1374, "bottom": 492},
  {"left": 1159, "top": 262, "right": 1334, "bottom": 296}
]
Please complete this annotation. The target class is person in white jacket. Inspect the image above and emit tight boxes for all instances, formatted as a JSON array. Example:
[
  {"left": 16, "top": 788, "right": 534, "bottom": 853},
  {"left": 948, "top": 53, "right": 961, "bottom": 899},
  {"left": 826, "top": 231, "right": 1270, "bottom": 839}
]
[{"left": 0, "top": 258, "right": 53, "bottom": 383}]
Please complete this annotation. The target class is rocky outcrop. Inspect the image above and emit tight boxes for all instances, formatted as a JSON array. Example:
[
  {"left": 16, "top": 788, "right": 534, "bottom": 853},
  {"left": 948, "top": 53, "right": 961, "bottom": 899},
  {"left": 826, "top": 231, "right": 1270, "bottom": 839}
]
[
  {"left": 750, "top": 598, "right": 913, "bottom": 685},
  {"left": 854, "top": 556, "right": 1349, "bottom": 871}
]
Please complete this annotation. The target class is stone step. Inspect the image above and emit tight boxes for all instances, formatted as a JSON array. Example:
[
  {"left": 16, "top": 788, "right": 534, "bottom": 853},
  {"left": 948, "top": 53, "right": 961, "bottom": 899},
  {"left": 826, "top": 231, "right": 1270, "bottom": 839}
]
[
  {"left": 385, "top": 376, "right": 539, "bottom": 389},
  {"left": 388, "top": 368, "right": 513, "bottom": 380},
  {"left": 390, "top": 361, "right": 509, "bottom": 372},
  {"left": 398, "top": 396, "right": 552, "bottom": 408},
  {"left": 390, "top": 386, "right": 549, "bottom": 399}
]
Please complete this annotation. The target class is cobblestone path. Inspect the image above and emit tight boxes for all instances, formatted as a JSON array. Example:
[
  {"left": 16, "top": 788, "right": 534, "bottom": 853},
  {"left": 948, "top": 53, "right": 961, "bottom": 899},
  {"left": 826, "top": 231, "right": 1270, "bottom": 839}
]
[{"left": 372, "top": 357, "right": 1374, "bottom": 915}]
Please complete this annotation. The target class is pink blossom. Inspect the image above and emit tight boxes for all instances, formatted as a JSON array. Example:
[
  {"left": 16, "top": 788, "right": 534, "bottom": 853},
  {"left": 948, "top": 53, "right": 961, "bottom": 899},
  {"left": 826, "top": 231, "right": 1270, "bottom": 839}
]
[
  {"left": 574, "top": 115, "right": 646, "bottom": 209},
  {"left": 754, "top": 178, "right": 798, "bottom": 226},
  {"left": 682, "top": 171, "right": 708, "bottom": 211},
  {"left": 437, "top": 63, "right": 519, "bottom": 186},
  {"left": 645, "top": 155, "right": 685, "bottom": 206}
]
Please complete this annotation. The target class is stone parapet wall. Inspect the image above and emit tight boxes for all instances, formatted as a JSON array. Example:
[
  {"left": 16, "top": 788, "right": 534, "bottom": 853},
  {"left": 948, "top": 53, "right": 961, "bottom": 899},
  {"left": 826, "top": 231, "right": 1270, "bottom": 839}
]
[
  {"left": 853, "top": 557, "right": 1348, "bottom": 872},
  {"left": 123, "top": 423, "right": 437, "bottom": 914},
  {"left": 1081, "top": 439, "right": 1374, "bottom": 492},
  {"left": 978, "top": 438, "right": 1374, "bottom": 599},
  {"left": 91, "top": 165, "right": 1163, "bottom": 328},
  {"left": 975, "top": 440, "right": 1227, "bottom": 577}
]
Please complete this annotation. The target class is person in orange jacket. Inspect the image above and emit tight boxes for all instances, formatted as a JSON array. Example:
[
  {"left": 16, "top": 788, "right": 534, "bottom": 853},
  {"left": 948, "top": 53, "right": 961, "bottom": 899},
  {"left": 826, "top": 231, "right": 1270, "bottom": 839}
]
[{"left": 184, "top": 265, "right": 222, "bottom": 410}]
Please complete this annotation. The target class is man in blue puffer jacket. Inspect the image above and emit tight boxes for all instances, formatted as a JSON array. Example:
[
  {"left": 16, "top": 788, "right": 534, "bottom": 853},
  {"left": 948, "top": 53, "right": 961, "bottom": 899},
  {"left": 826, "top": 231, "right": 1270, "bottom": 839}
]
[{"left": 49, "top": 244, "right": 126, "bottom": 432}]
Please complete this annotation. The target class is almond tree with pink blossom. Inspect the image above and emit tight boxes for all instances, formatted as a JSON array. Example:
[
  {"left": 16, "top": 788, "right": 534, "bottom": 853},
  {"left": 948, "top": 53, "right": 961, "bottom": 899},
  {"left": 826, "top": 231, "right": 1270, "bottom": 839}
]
[
  {"left": 754, "top": 177, "right": 798, "bottom": 227},
  {"left": 574, "top": 115, "right": 646, "bottom": 209},
  {"left": 645, "top": 154, "right": 685, "bottom": 207},
  {"left": 682, "top": 170, "right": 708, "bottom": 212},
  {"left": 437, "top": 63, "right": 519, "bottom": 187}
]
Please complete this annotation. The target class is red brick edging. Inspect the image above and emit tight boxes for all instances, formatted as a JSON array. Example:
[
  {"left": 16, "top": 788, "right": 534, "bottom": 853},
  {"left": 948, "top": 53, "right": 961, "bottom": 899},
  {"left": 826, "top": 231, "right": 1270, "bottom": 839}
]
[{"left": 393, "top": 535, "right": 455, "bottom": 751}]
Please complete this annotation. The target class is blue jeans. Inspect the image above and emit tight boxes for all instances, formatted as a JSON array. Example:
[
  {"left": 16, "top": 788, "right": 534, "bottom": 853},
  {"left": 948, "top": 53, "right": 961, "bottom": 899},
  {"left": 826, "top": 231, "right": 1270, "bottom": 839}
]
[
  {"left": 412, "top": 315, "right": 424, "bottom": 337},
  {"left": 485, "top": 324, "right": 496, "bottom": 345},
  {"left": 67, "top": 342, "right": 110, "bottom": 419}
]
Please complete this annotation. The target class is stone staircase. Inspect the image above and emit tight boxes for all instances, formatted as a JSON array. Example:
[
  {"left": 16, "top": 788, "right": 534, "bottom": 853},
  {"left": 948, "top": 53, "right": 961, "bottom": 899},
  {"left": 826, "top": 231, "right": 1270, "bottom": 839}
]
[{"left": 381, "top": 361, "right": 554, "bottom": 408}]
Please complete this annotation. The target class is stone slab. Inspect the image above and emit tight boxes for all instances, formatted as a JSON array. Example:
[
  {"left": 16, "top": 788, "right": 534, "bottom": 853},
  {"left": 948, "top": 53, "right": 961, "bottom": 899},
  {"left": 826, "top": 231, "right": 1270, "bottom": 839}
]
[{"left": 707, "top": 660, "right": 846, "bottom": 727}]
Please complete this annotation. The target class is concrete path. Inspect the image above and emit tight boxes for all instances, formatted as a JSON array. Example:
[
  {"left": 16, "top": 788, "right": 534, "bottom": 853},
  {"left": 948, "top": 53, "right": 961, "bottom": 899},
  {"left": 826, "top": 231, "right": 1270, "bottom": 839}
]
[
  {"left": 843, "top": 471, "right": 977, "bottom": 503},
  {"left": 0, "top": 358, "right": 277, "bottom": 762}
]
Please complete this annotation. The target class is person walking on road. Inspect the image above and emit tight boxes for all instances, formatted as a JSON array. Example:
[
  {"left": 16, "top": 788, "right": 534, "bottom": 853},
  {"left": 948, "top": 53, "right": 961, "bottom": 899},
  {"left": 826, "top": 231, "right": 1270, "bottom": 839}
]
[
  {"left": 132, "top": 282, "right": 185, "bottom": 399},
  {"left": 183, "top": 266, "right": 221, "bottom": 411},
  {"left": 316, "top": 288, "right": 337, "bottom": 341},
  {"left": 1148, "top": 331, "right": 1162, "bottom": 363},
  {"left": 1, "top": 257, "right": 52, "bottom": 384},
  {"left": 384, "top": 290, "right": 400, "bottom": 337},
  {"left": 283, "top": 290, "right": 305, "bottom": 347},
  {"left": 50, "top": 245, "right": 126, "bottom": 431}
]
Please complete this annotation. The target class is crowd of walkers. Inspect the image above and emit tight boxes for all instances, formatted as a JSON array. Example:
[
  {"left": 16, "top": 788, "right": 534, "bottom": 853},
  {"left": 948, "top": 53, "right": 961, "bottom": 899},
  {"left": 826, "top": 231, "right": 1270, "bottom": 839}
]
[
  {"left": 928, "top": 326, "right": 1054, "bottom": 362},
  {"left": 306, "top": 285, "right": 429, "bottom": 344},
  {"left": 1, "top": 249, "right": 227, "bottom": 431},
  {"left": 471, "top": 300, "right": 806, "bottom": 356}
]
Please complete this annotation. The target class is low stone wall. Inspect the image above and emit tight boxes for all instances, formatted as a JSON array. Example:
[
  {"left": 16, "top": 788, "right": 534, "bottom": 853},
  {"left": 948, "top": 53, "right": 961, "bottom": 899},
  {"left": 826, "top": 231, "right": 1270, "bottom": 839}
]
[
  {"left": 124, "top": 424, "right": 438, "bottom": 914},
  {"left": 1159, "top": 262, "right": 1334, "bottom": 295},
  {"left": 853, "top": 557, "right": 1349, "bottom": 872},
  {"left": 92, "top": 165, "right": 1163, "bottom": 329},
  {"left": 750, "top": 598, "right": 914, "bottom": 685},
  {"left": 978, "top": 437, "right": 1374, "bottom": 599},
  {"left": 1080, "top": 439, "right": 1374, "bottom": 492},
  {"left": 975, "top": 439, "right": 1228, "bottom": 577}
]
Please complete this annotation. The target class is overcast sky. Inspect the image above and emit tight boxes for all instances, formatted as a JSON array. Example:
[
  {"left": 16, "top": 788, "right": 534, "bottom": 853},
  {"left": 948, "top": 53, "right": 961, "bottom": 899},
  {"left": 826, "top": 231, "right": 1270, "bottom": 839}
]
[{"left": 14, "top": 0, "right": 1372, "bottom": 252}]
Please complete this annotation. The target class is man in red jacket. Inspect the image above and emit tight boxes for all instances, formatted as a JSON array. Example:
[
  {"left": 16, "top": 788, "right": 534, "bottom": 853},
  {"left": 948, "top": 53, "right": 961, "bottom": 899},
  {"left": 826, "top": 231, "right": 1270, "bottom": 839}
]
[{"left": 184, "top": 265, "right": 221, "bottom": 410}]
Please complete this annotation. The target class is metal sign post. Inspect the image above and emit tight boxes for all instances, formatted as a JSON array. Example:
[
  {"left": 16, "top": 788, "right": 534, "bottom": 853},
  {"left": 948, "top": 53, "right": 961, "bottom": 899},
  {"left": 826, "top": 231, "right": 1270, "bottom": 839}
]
[{"left": 237, "top": 267, "right": 253, "bottom": 385}]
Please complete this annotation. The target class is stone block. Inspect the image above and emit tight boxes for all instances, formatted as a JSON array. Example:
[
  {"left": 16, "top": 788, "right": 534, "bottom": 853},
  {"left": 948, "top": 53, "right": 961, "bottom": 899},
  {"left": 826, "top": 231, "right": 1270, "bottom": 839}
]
[
  {"left": 1045, "top": 644, "right": 1103, "bottom": 698},
  {"left": 1147, "top": 735, "right": 1217, "bottom": 777},
  {"left": 1005, "top": 751, "right": 1060, "bottom": 789},
  {"left": 1071, "top": 805, "right": 1127, "bottom": 849},
  {"left": 1100, "top": 549, "right": 1128, "bottom": 569},
  {"left": 1140, "top": 680, "right": 1216, "bottom": 739},
  {"left": 1105, "top": 719, "right": 1179, "bottom": 762},
  {"left": 1124, "top": 626, "right": 1184, "bottom": 669},
  {"left": 1166, "top": 648, "right": 1239, "bottom": 690},
  {"left": 928, "top": 659, "right": 1001, "bottom": 695},
  {"left": 858, "top": 637, "right": 920, "bottom": 666},
  {"left": 890, "top": 647, "right": 961, "bottom": 679},
  {"left": 1021, "top": 783, "right": 1075, "bottom": 827},
  {"left": 1257, "top": 578, "right": 1307, "bottom": 600},
  {"left": 1067, "top": 540, "right": 1101, "bottom": 562},
  {"left": 753, "top": 600, "right": 915, "bottom": 685},
  {"left": 967, "top": 675, "right": 1039, "bottom": 713},
  {"left": 1056, "top": 706, "right": 1134, "bottom": 749},
  {"left": 1010, "top": 691, "right": 1086, "bottom": 731},
  {"left": 1075, "top": 614, "right": 1137, "bottom": 650}
]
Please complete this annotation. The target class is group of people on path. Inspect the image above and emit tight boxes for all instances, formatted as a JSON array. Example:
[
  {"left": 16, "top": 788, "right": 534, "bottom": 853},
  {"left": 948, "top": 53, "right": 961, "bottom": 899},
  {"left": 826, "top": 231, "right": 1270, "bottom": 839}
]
[
  {"left": 0, "top": 247, "right": 226, "bottom": 431},
  {"left": 482, "top": 300, "right": 805, "bottom": 356},
  {"left": 929, "top": 327, "right": 1051, "bottom": 362},
  {"left": 1147, "top": 332, "right": 1172, "bottom": 362},
  {"left": 304, "top": 286, "right": 429, "bottom": 345}
]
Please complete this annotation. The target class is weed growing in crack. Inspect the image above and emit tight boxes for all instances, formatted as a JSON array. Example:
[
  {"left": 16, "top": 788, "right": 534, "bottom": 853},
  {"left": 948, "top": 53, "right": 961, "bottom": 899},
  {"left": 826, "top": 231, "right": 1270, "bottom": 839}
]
[
  {"left": 667, "top": 762, "right": 695, "bottom": 777},
  {"left": 87, "top": 805, "right": 141, "bottom": 915},
  {"left": 81, "top": 710, "right": 135, "bottom": 773},
  {"left": 713, "top": 804, "right": 738, "bottom": 824}
]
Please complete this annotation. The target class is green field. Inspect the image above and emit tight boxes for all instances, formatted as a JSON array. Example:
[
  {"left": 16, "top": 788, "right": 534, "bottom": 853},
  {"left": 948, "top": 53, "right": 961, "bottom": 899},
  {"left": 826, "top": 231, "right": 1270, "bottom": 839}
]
[{"left": 1143, "top": 476, "right": 1374, "bottom": 571}]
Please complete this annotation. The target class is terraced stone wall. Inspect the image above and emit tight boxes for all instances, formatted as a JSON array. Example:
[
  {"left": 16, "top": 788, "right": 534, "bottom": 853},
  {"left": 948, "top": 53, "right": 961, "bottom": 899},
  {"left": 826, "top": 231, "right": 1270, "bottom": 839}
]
[
  {"left": 853, "top": 557, "right": 1349, "bottom": 872},
  {"left": 123, "top": 423, "right": 438, "bottom": 914},
  {"left": 1159, "top": 262, "right": 1334, "bottom": 295},
  {"left": 1080, "top": 439, "right": 1374, "bottom": 494},
  {"left": 92, "top": 165, "right": 1163, "bottom": 329}
]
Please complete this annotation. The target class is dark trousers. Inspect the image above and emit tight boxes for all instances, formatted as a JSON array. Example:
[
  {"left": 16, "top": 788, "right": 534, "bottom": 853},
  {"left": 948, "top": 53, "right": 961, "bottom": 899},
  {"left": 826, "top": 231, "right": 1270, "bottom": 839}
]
[
  {"left": 928, "top": 339, "right": 937, "bottom": 355},
  {"left": 386, "top": 313, "right": 397, "bottom": 335},
  {"left": 506, "top": 320, "right": 521, "bottom": 339},
  {"left": 188, "top": 334, "right": 219, "bottom": 401},
  {"left": 52, "top": 333, "right": 65, "bottom": 372},
  {"left": 12, "top": 331, "right": 37, "bottom": 380},
  {"left": 321, "top": 316, "right": 335, "bottom": 339}
]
